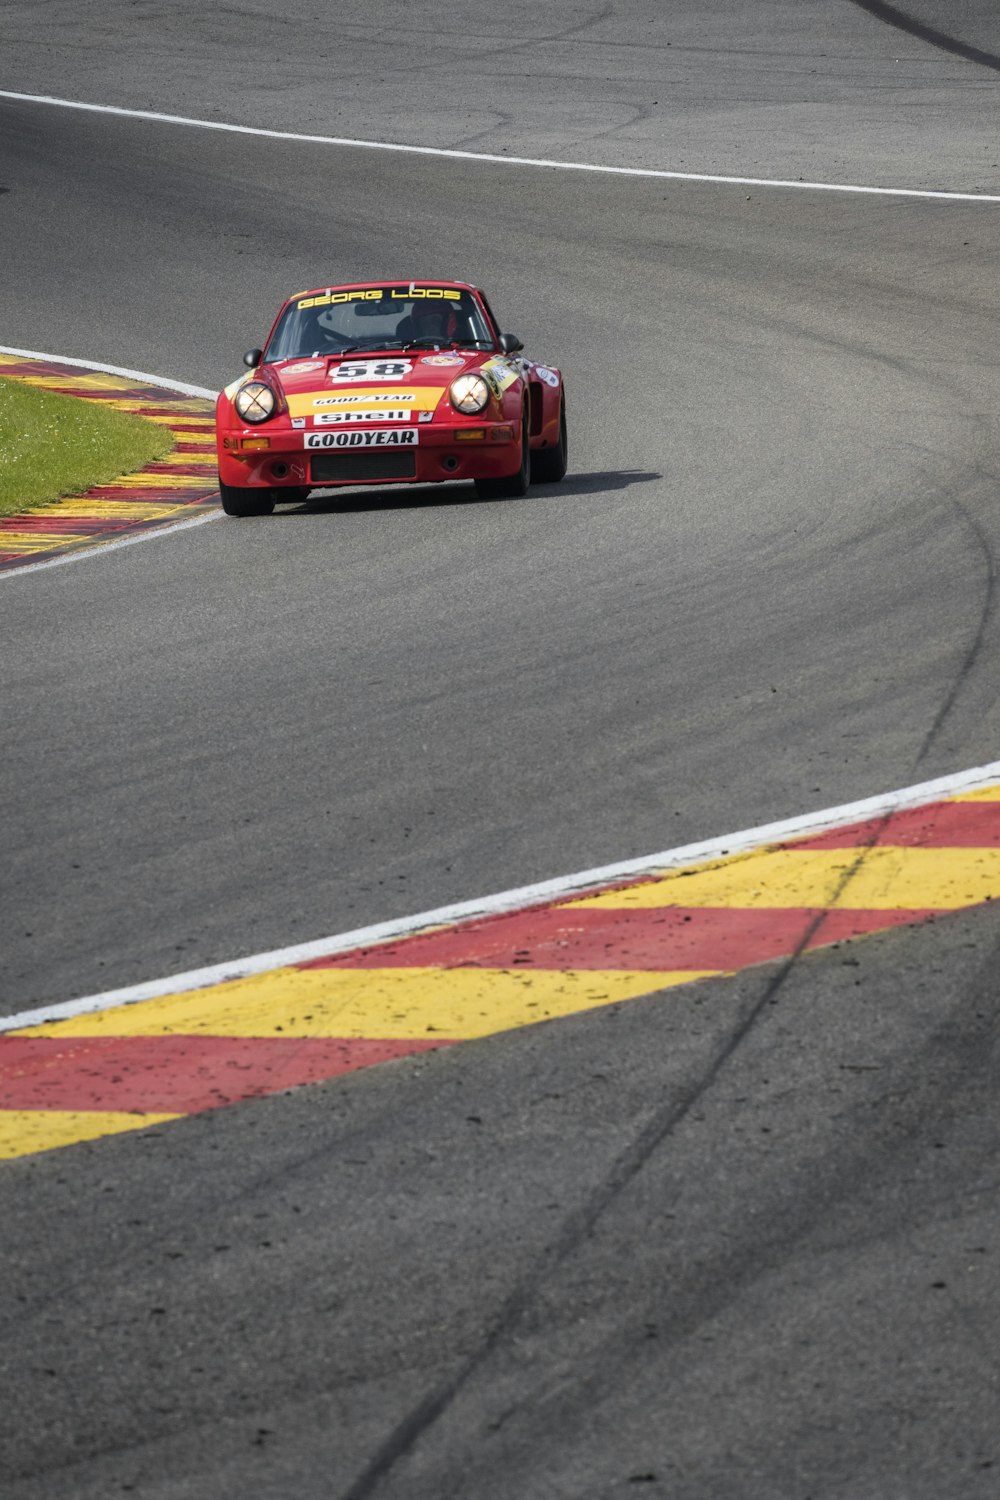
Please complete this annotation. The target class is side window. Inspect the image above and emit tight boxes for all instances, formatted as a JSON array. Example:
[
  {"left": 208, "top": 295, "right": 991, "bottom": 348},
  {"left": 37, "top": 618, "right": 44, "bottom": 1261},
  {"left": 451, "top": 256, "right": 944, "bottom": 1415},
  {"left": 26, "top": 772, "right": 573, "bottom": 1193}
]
[{"left": 476, "top": 293, "right": 502, "bottom": 343}]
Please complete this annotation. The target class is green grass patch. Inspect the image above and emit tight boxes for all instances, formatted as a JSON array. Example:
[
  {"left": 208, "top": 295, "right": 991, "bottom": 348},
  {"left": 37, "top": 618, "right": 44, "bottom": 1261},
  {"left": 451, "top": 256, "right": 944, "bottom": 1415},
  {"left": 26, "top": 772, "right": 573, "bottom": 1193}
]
[{"left": 0, "top": 376, "right": 174, "bottom": 518}]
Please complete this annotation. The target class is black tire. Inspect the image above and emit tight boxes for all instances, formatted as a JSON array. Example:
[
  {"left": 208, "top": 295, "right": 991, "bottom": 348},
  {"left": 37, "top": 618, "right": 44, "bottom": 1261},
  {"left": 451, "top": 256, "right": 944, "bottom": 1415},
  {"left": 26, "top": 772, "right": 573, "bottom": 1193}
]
[
  {"left": 217, "top": 474, "right": 275, "bottom": 517},
  {"left": 531, "top": 397, "right": 568, "bottom": 483},
  {"left": 474, "top": 411, "right": 530, "bottom": 499}
]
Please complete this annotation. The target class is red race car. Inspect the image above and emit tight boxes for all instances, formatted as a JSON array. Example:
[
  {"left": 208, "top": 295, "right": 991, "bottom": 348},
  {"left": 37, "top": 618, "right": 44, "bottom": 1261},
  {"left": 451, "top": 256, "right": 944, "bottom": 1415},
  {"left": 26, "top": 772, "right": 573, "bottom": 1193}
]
[{"left": 215, "top": 280, "right": 567, "bottom": 515}]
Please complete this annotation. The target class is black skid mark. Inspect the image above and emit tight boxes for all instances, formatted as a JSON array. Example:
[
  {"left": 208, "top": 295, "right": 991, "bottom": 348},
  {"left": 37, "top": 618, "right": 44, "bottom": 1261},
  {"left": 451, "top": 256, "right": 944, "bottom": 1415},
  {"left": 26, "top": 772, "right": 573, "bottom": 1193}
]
[
  {"left": 849, "top": 0, "right": 1000, "bottom": 72},
  {"left": 333, "top": 853, "right": 880, "bottom": 1500},
  {"left": 914, "top": 485, "right": 999, "bottom": 769}
]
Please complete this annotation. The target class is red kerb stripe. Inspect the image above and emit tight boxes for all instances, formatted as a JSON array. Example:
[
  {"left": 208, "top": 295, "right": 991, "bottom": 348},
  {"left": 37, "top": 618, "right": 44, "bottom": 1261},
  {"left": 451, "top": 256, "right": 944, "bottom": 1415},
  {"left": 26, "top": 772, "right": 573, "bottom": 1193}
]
[
  {"left": 0, "top": 1034, "right": 448, "bottom": 1114},
  {"left": 301, "top": 905, "right": 935, "bottom": 973},
  {"left": 785, "top": 800, "right": 1000, "bottom": 850}
]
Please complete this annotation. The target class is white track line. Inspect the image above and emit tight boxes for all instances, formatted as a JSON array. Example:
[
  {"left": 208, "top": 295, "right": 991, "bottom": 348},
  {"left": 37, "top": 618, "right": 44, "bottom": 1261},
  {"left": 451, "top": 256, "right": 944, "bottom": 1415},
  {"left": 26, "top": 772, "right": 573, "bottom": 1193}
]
[
  {"left": 0, "top": 345, "right": 220, "bottom": 579},
  {"left": 5, "top": 756, "right": 1000, "bottom": 1034},
  {"left": 0, "top": 344, "right": 214, "bottom": 400},
  {"left": 2, "top": 90, "right": 999, "bottom": 204}
]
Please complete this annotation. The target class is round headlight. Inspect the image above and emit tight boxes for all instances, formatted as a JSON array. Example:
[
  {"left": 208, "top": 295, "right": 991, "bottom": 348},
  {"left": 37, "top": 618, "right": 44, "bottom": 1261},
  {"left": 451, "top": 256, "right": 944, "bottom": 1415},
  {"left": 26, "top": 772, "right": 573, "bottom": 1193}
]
[
  {"left": 449, "top": 373, "right": 490, "bottom": 415},
  {"left": 235, "top": 381, "right": 276, "bottom": 423}
]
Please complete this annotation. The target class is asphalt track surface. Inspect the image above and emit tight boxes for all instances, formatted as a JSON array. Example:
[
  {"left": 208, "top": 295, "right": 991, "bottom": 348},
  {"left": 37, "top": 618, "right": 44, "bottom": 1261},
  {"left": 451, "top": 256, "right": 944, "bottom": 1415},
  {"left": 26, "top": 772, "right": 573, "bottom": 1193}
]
[{"left": 2, "top": 2, "right": 1000, "bottom": 1495}]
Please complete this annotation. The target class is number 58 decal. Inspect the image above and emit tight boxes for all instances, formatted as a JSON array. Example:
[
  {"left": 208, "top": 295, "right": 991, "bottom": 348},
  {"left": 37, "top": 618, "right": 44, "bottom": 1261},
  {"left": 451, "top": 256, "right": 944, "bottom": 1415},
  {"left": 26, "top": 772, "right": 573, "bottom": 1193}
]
[{"left": 330, "top": 359, "right": 413, "bottom": 383}]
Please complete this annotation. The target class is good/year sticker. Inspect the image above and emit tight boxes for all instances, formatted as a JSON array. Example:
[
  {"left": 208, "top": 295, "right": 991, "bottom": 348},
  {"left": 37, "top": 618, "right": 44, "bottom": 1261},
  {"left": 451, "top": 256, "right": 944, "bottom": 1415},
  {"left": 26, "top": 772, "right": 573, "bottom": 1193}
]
[
  {"left": 304, "top": 429, "right": 419, "bottom": 449},
  {"left": 329, "top": 359, "right": 413, "bottom": 383}
]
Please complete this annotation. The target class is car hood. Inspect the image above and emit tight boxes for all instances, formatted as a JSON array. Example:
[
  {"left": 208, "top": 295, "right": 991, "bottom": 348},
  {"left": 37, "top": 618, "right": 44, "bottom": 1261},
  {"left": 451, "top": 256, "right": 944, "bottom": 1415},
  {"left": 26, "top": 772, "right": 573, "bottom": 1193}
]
[
  {"left": 271, "top": 349, "right": 479, "bottom": 399},
  {"left": 262, "top": 350, "right": 522, "bottom": 419},
  {"left": 271, "top": 351, "right": 483, "bottom": 394}
]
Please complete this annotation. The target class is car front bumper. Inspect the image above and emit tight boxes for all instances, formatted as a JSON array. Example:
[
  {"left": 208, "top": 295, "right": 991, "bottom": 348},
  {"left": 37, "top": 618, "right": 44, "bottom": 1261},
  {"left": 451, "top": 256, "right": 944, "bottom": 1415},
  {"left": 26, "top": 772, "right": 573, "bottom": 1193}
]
[{"left": 217, "top": 421, "right": 521, "bottom": 491}]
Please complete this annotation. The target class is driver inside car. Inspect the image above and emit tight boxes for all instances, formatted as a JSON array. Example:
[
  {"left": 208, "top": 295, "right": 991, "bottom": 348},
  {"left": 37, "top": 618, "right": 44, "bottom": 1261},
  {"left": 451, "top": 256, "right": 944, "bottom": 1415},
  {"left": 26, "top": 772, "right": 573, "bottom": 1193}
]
[{"left": 394, "top": 304, "right": 460, "bottom": 346}]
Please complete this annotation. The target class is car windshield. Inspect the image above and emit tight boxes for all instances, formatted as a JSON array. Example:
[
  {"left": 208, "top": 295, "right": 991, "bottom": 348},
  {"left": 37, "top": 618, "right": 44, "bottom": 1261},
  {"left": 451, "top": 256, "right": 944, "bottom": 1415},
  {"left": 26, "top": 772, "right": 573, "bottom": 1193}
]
[{"left": 264, "top": 286, "right": 495, "bottom": 361}]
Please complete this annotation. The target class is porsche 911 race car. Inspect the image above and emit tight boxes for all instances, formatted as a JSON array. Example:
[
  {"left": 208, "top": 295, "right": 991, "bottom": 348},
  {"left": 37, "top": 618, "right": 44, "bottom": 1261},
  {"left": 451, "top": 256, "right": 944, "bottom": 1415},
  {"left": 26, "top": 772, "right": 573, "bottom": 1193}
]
[{"left": 215, "top": 280, "right": 567, "bottom": 516}]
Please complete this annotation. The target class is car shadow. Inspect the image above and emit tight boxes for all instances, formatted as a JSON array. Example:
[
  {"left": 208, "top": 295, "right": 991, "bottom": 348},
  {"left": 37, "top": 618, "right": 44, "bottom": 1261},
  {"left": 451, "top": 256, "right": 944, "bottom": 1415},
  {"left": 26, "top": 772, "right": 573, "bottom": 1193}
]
[{"left": 274, "top": 469, "right": 662, "bottom": 516}]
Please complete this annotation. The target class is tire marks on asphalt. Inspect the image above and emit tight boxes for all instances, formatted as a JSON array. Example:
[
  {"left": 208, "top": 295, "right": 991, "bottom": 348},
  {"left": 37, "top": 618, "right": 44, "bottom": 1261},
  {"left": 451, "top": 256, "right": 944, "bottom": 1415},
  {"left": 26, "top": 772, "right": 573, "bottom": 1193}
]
[{"left": 849, "top": 0, "right": 1000, "bottom": 72}]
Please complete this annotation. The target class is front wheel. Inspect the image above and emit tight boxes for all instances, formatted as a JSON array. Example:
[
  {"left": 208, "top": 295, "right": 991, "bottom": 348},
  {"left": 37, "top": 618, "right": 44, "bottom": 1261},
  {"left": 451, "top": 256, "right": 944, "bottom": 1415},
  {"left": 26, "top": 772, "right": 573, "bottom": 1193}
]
[
  {"left": 474, "top": 411, "right": 530, "bottom": 499},
  {"left": 217, "top": 474, "right": 275, "bottom": 517},
  {"left": 531, "top": 398, "right": 567, "bottom": 483}
]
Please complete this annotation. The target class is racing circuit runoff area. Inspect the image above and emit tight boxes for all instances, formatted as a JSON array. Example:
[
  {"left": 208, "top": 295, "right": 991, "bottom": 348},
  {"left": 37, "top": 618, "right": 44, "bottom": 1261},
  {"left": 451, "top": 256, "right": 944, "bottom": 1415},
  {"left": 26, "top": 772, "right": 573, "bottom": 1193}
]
[{"left": 3, "top": 2, "right": 1000, "bottom": 1498}]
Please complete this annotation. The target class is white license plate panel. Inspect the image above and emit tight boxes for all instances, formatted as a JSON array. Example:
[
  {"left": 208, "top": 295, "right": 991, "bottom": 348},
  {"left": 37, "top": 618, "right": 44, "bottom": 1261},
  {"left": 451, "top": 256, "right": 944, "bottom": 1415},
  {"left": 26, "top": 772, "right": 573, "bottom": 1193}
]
[{"left": 303, "top": 429, "right": 419, "bottom": 449}]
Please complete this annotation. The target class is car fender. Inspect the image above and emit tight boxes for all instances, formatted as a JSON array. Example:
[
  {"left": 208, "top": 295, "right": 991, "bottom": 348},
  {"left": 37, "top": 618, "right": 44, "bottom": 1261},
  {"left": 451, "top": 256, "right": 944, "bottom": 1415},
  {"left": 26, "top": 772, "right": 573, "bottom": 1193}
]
[{"left": 524, "top": 363, "right": 563, "bottom": 446}]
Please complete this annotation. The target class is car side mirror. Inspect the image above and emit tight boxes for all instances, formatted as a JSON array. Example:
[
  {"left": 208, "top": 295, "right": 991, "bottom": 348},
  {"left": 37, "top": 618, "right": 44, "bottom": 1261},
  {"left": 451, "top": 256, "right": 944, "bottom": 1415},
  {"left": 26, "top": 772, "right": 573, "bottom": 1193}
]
[
  {"left": 243, "top": 348, "right": 263, "bottom": 368},
  {"left": 498, "top": 332, "right": 523, "bottom": 354}
]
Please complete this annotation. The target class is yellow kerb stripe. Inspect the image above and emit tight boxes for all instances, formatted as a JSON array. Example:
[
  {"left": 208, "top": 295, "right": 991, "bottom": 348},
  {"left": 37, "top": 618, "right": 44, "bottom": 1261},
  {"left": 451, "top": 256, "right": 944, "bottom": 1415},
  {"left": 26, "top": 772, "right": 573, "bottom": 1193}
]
[
  {"left": 143, "top": 415, "right": 215, "bottom": 427},
  {"left": 0, "top": 1110, "right": 181, "bottom": 1161},
  {"left": 951, "top": 785, "right": 1000, "bottom": 801},
  {"left": 0, "top": 533, "right": 88, "bottom": 550},
  {"left": 24, "top": 501, "right": 187, "bottom": 520},
  {"left": 102, "top": 473, "right": 215, "bottom": 490},
  {"left": 19, "top": 967, "right": 716, "bottom": 1044},
  {"left": 567, "top": 846, "right": 1000, "bottom": 911},
  {"left": 3, "top": 373, "right": 141, "bottom": 393},
  {"left": 94, "top": 396, "right": 211, "bottom": 412},
  {"left": 153, "top": 448, "right": 216, "bottom": 463}
]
